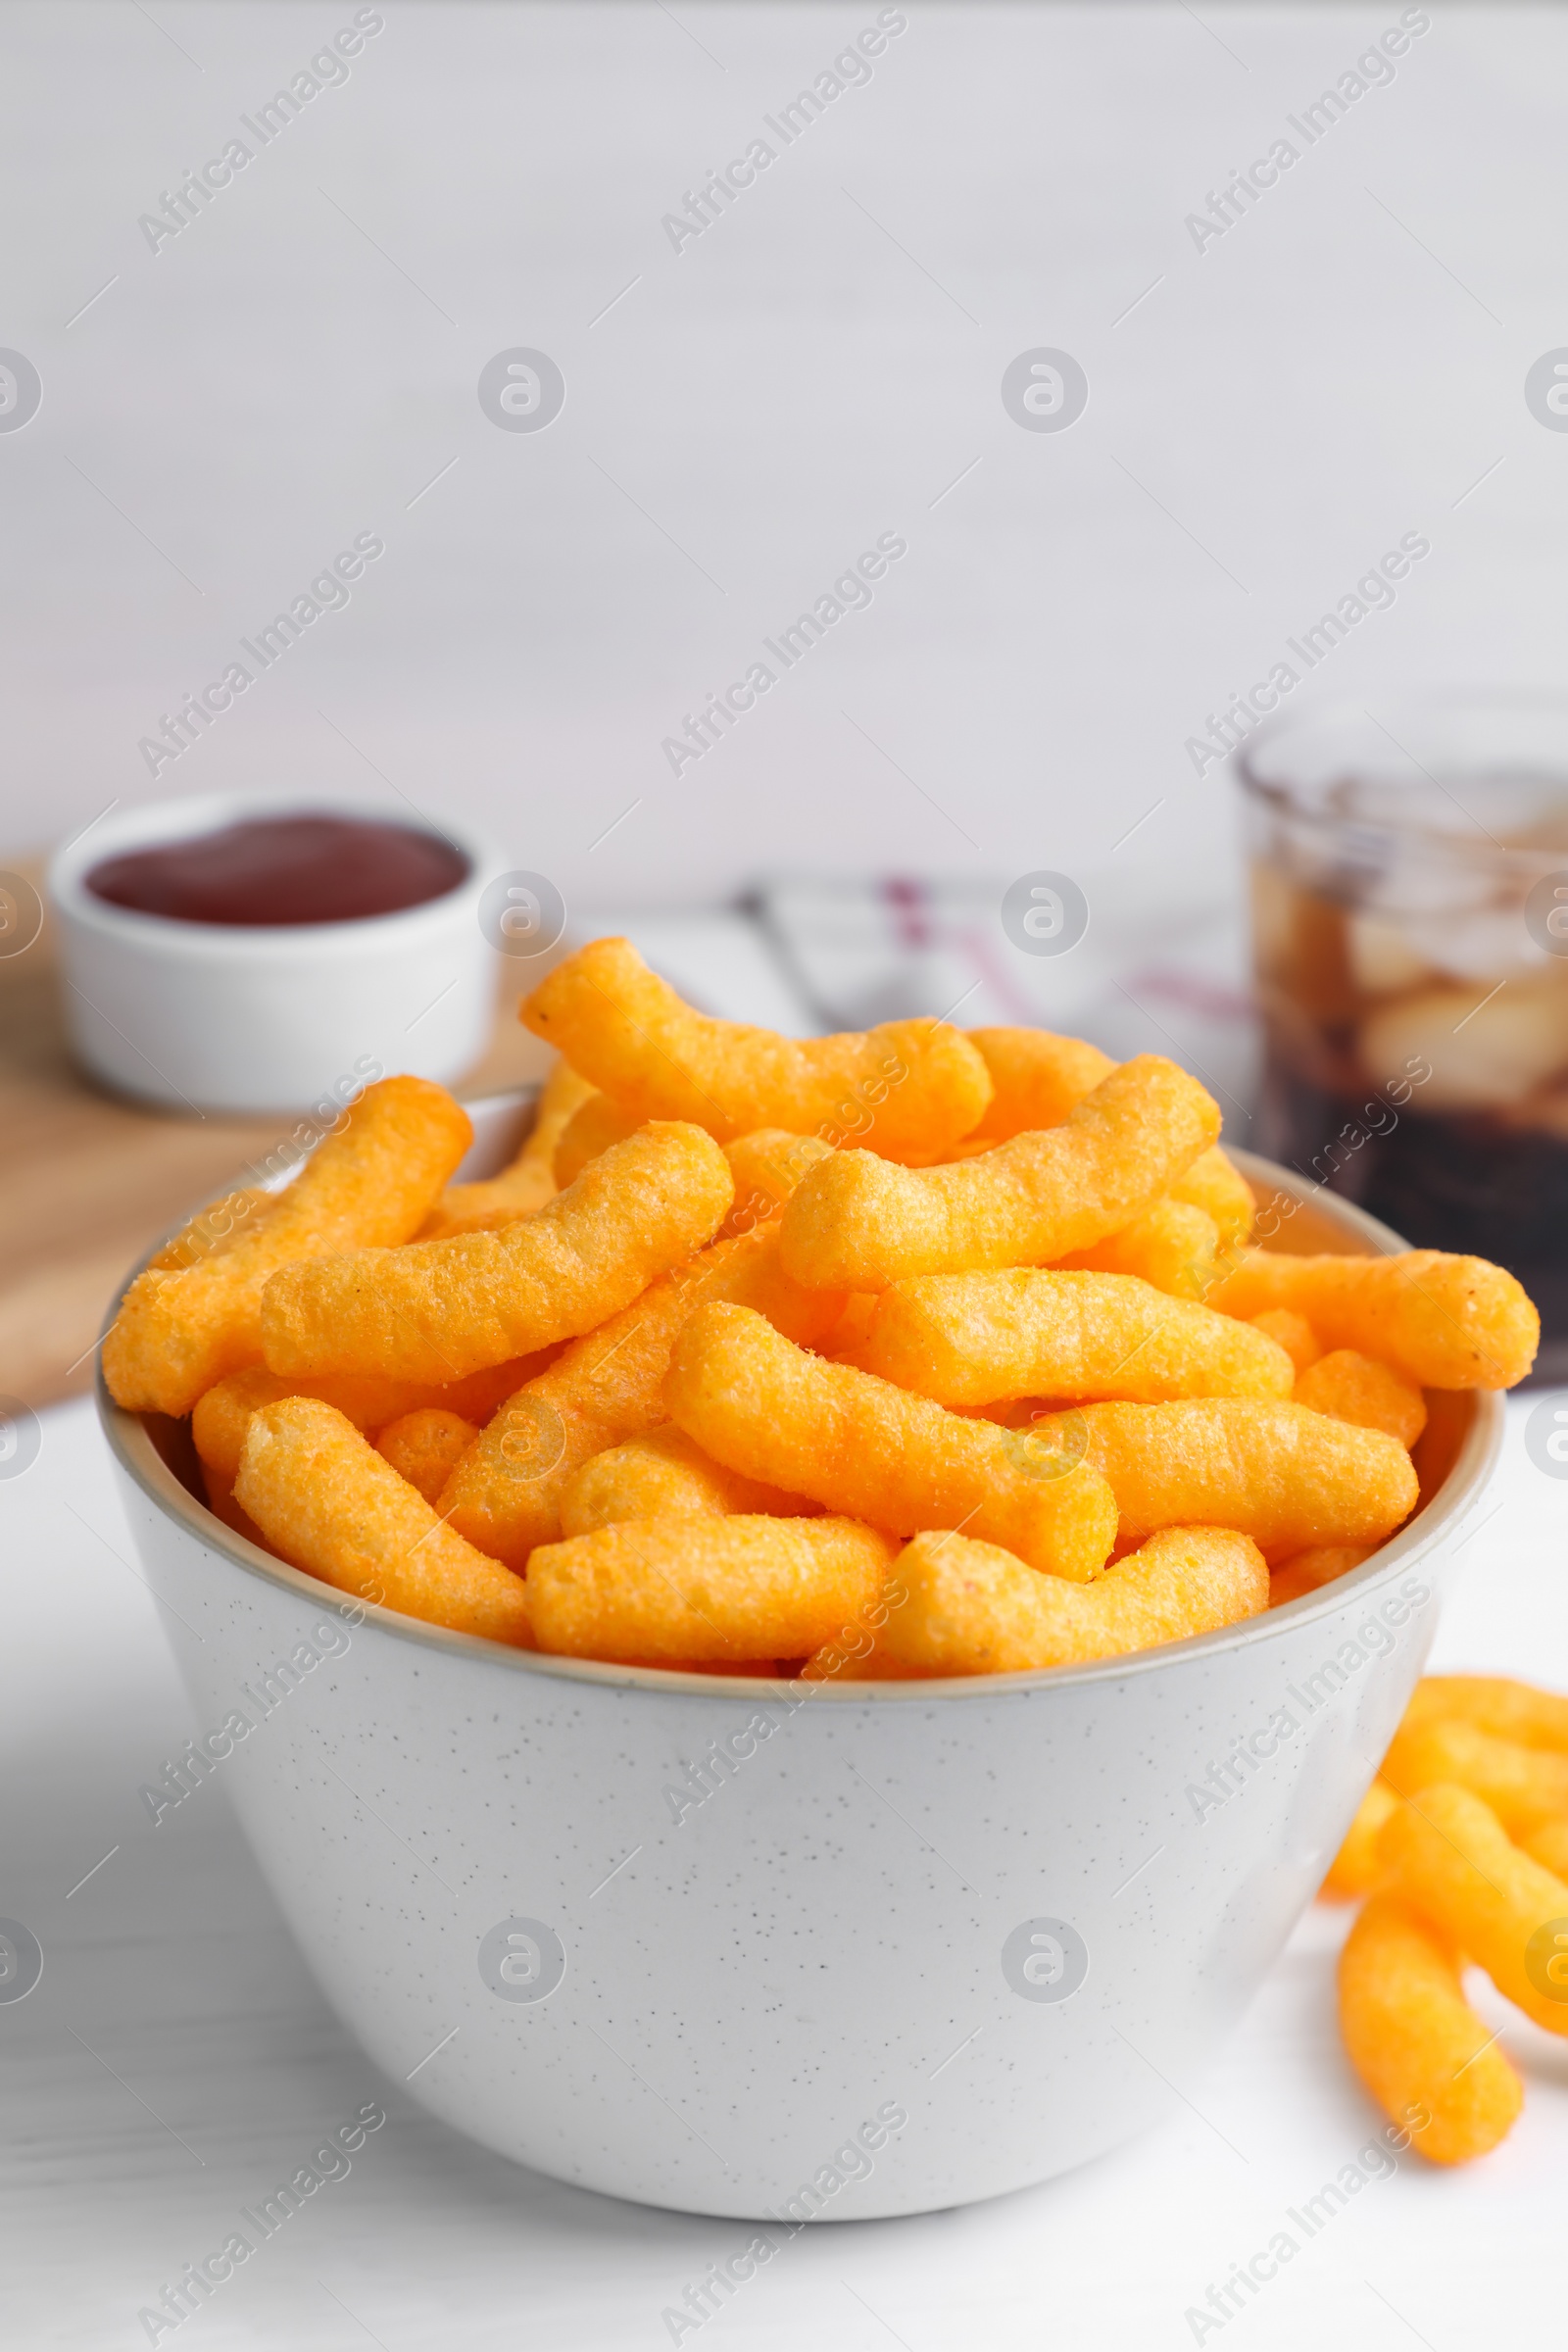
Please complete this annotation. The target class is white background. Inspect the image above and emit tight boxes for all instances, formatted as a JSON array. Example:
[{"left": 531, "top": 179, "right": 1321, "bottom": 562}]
[{"left": 3, "top": 2, "right": 1565, "bottom": 927}]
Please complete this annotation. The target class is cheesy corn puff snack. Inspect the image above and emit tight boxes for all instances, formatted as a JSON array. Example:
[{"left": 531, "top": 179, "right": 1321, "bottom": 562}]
[
  {"left": 1338, "top": 1893, "right": 1522, "bottom": 2164},
  {"left": 1399, "top": 1675, "right": 1568, "bottom": 1752},
  {"left": 560, "top": 1425, "right": 815, "bottom": 1537},
  {"left": 799, "top": 1643, "right": 929, "bottom": 1684},
  {"left": 1054, "top": 1200, "right": 1219, "bottom": 1300},
  {"left": 440, "top": 1227, "right": 843, "bottom": 1568},
  {"left": 965, "top": 1027, "right": 1114, "bottom": 1137},
  {"left": 1248, "top": 1308, "right": 1320, "bottom": 1375},
  {"left": 779, "top": 1055, "right": 1220, "bottom": 1292},
  {"left": 375, "top": 1408, "right": 481, "bottom": 1506},
  {"left": 200, "top": 1460, "right": 273, "bottom": 1554},
  {"left": 1294, "top": 1349, "right": 1427, "bottom": 1448},
  {"left": 1382, "top": 1717, "right": 1568, "bottom": 1838},
  {"left": 664, "top": 1302, "right": 1118, "bottom": 1581},
  {"left": 420, "top": 1058, "right": 595, "bottom": 1238},
  {"left": 1033, "top": 1397, "right": 1418, "bottom": 1554},
  {"left": 720, "top": 1129, "right": 836, "bottom": 1239},
  {"left": 192, "top": 1356, "right": 552, "bottom": 1486},
  {"left": 854, "top": 1269, "right": 1295, "bottom": 1408},
  {"left": 528, "top": 1513, "right": 895, "bottom": 1665},
  {"left": 1377, "top": 1782, "right": 1568, "bottom": 2038},
  {"left": 876, "top": 1524, "right": 1268, "bottom": 1675},
  {"left": 1167, "top": 1147, "right": 1255, "bottom": 1254},
  {"left": 235, "top": 1398, "right": 532, "bottom": 1647},
  {"left": 1523, "top": 1820, "right": 1568, "bottom": 1879},
  {"left": 105, "top": 1077, "right": 473, "bottom": 1417},
  {"left": 965, "top": 1031, "right": 1252, "bottom": 1246},
  {"left": 262, "top": 1121, "right": 733, "bottom": 1386},
  {"left": 553, "top": 1090, "right": 643, "bottom": 1188},
  {"left": 1206, "top": 1249, "right": 1538, "bottom": 1390},
  {"left": 1322, "top": 1778, "right": 1400, "bottom": 1899},
  {"left": 519, "top": 935, "right": 992, "bottom": 1156},
  {"left": 1268, "top": 1544, "right": 1373, "bottom": 1606}
]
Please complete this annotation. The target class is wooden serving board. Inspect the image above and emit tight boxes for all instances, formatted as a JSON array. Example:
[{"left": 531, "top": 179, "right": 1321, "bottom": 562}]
[{"left": 0, "top": 862, "right": 558, "bottom": 1411}]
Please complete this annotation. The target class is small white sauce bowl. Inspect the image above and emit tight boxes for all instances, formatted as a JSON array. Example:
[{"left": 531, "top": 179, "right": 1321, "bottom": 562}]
[
  {"left": 98, "top": 1111, "right": 1503, "bottom": 2218},
  {"left": 49, "top": 791, "right": 501, "bottom": 1115}
]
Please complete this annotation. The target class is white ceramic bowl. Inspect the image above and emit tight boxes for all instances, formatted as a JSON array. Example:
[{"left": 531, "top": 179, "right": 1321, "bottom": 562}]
[
  {"left": 49, "top": 792, "right": 501, "bottom": 1114},
  {"left": 97, "top": 1101, "right": 1502, "bottom": 2220}
]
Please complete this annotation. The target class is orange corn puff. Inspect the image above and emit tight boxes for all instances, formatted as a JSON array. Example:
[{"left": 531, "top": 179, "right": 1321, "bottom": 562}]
[
  {"left": 191, "top": 1356, "right": 552, "bottom": 1487},
  {"left": 375, "top": 1408, "right": 481, "bottom": 1506},
  {"left": 1338, "top": 1892, "right": 1523, "bottom": 2163},
  {"left": 1382, "top": 1716, "right": 1568, "bottom": 1837},
  {"left": 1168, "top": 1147, "right": 1255, "bottom": 1254},
  {"left": 1269, "top": 1544, "right": 1374, "bottom": 1606},
  {"left": 261, "top": 1121, "right": 733, "bottom": 1386},
  {"left": 824, "top": 1292, "right": 881, "bottom": 1355},
  {"left": 1294, "top": 1349, "right": 1428, "bottom": 1448},
  {"left": 104, "top": 1077, "right": 473, "bottom": 1416},
  {"left": 965, "top": 1031, "right": 1252, "bottom": 1249},
  {"left": 234, "top": 1397, "right": 532, "bottom": 1647},
  {"left": 439, "top": 1226, "right": 843, "bottom": 1568},
  {"left": 1054, "top": 1199, "right": 1219, "bottom": 1300},
  {"left": 553, "top": 1090, "right": 643, "bottom": 1189},
  {"left": 1034, "top": 1397, "right": 1418, "bottom": 1554},
  {"left": 1376, "top": 1782, "right": 1568, "bottom": 2037},
  {"left": 420, "top": 1058, "right": 596, "bottom": 1238},
  {"left": 720, "top": 1129, "right": 835, "bottom": 1239},
  {"left": 1249, "top": 1308, "right": 1321, "bottom": 1375},
  {"left": 778, "top": 1055, "right": 1221, "bottom": 1291},
  {"left": 664, "top": 1301, "right": 1118, "bottom": 1581},
  {"left": 854, "top": 1268, "right": 1294, "bottom": 1408},
  {"left": 560, "top": 1424, "right": 816, "bottom": 1537},
  {"left": 1322, "top": 1778, "right": 1400, "bottom": 1898},
  {"left": 200, "top": 1459, "right": 273, "bottom": 1553},
  {"left": 1206, "top": 1250, "right": 1539, "bottom": 1390},
  {"left": 964, "top": 1027, "right": 1114, "bottom": 1138},
  {"left": 1399, "top": 1676, "right": 1568, "bottom": 1753},
  {"left": 874, "top": 1523, "right": 1268, "bottom": 1676},
  {"left": 1523, "top": 1820, "right": 1568, "bottom": 1879},
  {"left": 519, "top": 936, "right": 992, "bottom": 1156},
  {"left": 599, "top": 1657, "right": 789, "bottom": 1679},
  {"left": 800, "top": 1643, "right": 929, "bottom": 1683},
  {"left": 527, "top": 1512, "right": 895, "bottom": 1664}
]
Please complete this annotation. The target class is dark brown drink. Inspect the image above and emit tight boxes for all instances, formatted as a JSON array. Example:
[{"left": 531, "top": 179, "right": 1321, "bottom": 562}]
[{"left": 1238, "top": 697, "right": 1568, "bottom": 1381}]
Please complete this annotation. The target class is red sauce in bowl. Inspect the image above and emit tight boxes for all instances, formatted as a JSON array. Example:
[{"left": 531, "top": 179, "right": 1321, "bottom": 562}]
[{"left": 85, "top": 814, "right": 469, "bottom": 928}]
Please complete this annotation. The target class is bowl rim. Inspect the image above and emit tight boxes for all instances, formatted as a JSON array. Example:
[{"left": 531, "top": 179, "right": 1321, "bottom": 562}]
[{"left": 95, "top": 1096, "right": 1506, "bottom": 1704}]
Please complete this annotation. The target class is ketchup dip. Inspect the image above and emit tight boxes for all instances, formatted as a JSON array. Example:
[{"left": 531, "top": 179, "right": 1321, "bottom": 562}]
[{"left": 84, "top": 813, "right": 469, "bottom": 928}]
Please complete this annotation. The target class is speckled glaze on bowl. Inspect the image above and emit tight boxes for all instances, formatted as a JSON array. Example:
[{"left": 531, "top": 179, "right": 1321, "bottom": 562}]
[{"left": 98, "top": 1097, "right": 1502, "bottom": 2220}]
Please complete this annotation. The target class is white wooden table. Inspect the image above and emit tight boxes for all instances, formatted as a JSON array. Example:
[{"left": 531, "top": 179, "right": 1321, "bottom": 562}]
[{"left": 2, "top": 1390, "right": 1563, "bottom": 2350}]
